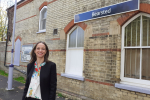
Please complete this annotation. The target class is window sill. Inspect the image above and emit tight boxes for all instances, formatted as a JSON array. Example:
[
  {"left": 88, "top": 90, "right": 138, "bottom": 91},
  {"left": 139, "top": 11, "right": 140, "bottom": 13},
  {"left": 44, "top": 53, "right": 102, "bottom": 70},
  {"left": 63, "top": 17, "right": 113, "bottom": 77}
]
[
  {"left": 61, "top": 73, "right": 84, "bottom": 81},
  {"left": 115, "top": 83, "right": 150, "bottom": 94},
  {"left": 36, "top": 30, "right": 46, "bottom": 33}
]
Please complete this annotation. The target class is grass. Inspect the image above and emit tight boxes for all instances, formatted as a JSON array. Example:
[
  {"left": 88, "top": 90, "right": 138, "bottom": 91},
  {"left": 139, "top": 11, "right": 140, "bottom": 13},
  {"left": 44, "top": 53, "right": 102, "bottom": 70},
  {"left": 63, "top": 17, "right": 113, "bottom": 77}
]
[
  {"left": 0, "top": 69, "right": 25, "bottom": 84},
  {"left": 57, "top": 93, "right": 66, "bottom": 98},
  {"left": 0, "top": 70, "right": 8, "bottom": 77},
  {"left": 13, "top": 76, "right": 26, "bottom": 84}
]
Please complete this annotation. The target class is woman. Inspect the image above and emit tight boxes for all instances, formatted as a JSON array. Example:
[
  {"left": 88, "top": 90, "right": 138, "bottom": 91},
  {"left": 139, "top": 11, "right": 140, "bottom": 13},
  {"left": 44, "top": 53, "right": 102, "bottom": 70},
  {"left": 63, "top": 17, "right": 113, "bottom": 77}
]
[{"left": 22, "top": 41, "right": 57, "bottom": 100}]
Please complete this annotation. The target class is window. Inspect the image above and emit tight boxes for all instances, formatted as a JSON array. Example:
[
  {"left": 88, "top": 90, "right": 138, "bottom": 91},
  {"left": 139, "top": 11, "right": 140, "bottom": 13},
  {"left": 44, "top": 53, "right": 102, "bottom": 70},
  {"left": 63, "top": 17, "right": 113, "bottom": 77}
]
[
  {"left": 61, "top": 26, "right": 84, "bottom": 81},
  {"left": 53, "top": 29, "right": 58, "bottom": 35},
  {"left": 14, "top": 39, "right": 21, "bottom": 66},
  {"left": 38, "top": 6, "right": 47, "bottom": 33},
  {"left": 121, "top": 13, "right": 150, "bottom": 88}
]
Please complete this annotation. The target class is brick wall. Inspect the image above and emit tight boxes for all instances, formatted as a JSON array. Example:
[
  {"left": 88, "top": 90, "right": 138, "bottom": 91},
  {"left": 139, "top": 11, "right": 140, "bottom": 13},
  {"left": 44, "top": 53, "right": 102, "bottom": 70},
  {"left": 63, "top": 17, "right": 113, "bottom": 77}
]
[
  {"left": 0, "top": 42, "right": 6, "bottom": 70},
  {"left": 84, "top": 34, "right": 121, "bottom": 84},
  {"left": 5, "top": 0, "right": 150, "bottom": 100}
]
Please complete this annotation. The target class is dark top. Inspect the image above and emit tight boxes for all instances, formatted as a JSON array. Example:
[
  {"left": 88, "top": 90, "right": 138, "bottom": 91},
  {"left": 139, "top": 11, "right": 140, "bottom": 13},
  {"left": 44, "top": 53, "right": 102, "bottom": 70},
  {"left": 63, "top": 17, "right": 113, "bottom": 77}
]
[{"left": 22, "top": 61, "right": 57, "bottom": 100}]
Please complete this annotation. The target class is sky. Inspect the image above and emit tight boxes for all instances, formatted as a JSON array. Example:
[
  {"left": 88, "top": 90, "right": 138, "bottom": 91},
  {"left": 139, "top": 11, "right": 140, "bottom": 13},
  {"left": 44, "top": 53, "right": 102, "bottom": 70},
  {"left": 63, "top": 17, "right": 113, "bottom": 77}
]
[{"left": 0, "top": 0, "right": 21, "bottom": 10}]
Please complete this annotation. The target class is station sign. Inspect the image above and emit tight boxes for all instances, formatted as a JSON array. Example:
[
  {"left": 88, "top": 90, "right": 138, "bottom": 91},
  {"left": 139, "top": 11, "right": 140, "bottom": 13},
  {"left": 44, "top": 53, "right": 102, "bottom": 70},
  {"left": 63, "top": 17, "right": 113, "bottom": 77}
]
[{"left": 74, "top": 0, "right": 139, "bottom": 23}]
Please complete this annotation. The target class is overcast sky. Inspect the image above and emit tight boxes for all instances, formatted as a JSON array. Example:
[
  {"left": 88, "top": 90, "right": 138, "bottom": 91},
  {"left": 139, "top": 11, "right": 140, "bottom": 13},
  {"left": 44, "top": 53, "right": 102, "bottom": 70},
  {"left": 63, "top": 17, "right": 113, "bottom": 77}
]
[
  {"left": 12, "top": 0, "right": 21, "bottom": 3},
  {"left": 1, "top": 0, "right": 21, "bottom": 10}
]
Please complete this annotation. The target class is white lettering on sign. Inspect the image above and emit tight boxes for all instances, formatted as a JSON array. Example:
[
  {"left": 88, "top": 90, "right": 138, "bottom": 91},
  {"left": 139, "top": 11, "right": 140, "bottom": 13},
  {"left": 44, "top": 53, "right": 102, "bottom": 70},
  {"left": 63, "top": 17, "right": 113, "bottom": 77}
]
[{"left": 92, "top": 8, "right": 111, "bottom": 17}]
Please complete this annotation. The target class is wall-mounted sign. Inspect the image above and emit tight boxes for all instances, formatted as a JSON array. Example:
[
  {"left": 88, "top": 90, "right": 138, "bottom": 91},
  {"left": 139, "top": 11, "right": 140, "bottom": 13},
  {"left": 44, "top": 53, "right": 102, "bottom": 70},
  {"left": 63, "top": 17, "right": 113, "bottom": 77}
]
[
  {"left": 74, "top": 0, "right": 139, "bottom": 23},
  {"left": 21, "top": 45, "right": 33, "bottom": 62}
]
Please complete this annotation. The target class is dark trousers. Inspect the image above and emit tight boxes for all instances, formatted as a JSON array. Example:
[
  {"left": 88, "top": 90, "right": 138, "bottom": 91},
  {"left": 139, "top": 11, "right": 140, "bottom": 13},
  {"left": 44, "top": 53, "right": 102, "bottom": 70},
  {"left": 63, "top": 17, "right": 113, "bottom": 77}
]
[{"left": 26, "top": 97, "right": 40, "bottom": 100}]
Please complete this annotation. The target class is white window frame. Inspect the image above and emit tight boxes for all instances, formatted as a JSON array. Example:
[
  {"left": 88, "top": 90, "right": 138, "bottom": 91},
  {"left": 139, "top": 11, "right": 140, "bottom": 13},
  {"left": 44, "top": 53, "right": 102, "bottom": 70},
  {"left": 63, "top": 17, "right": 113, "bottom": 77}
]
[
  {"left": 121, "top": 13, "right": 150, "bottom": 88},
  {"left": 61, "top": 26, "right": 84, "bottom": 81},
  {"left": 66, "top": 26, "right": 84, "bottom": 50},
  {"left": 37, "top": 6, "right": 47, "bottom": 33}
]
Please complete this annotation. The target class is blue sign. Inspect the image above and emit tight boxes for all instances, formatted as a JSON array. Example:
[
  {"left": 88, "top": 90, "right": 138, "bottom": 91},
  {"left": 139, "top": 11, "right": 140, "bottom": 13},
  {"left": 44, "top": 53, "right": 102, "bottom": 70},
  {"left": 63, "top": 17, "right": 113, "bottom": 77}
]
[{"left": 74, "top": 0, "right": 139, "bottom": 23}]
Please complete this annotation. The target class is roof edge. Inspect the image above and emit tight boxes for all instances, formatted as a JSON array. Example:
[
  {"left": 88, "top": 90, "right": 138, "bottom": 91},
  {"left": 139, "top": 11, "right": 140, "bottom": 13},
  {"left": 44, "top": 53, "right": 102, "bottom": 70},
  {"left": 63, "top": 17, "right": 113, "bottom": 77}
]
[{"left": 7, "top": 0, "right": 25, "bottom": 10}]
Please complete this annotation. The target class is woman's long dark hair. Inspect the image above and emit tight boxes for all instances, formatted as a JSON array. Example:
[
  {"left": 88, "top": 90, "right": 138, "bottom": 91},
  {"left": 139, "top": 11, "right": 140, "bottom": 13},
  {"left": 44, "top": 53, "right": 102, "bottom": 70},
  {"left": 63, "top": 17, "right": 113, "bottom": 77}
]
[{"left": 30, "top": 41, "right": 49, "bottom": 63}]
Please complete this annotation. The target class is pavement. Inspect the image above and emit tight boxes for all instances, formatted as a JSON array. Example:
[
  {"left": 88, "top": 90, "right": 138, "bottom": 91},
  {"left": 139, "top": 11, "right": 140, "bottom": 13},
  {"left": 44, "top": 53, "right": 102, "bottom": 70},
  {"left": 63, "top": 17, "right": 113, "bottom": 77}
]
[{"left": 0, "top": 75, "right": 66, "bottom": 100}]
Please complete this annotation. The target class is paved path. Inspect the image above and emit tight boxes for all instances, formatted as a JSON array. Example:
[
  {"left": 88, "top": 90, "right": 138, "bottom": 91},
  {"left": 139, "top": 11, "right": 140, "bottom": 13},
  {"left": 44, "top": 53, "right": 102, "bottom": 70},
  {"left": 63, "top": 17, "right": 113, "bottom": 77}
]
[{"left": 0, "top": 75, "right": 65, "bottom": 100}]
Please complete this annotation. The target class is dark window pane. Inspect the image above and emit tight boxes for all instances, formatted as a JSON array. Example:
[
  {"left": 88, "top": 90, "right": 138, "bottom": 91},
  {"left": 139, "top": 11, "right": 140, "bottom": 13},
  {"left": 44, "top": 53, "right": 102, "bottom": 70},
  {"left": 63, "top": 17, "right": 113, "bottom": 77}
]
[
  {"left": 142, "top": 16, "right": 150, "bottom": 46},
  {"left": 142, "top": 49, "right": 150, "bottom": 80},
  {"left": 132, "top": 22, "right": 136, "bottom": 46},
  {"left": 77, "top": 27, "right": 84, "bottom": 47},
  {"left": 124, "top": 17, "right": 140, "bottom": 46},
  {"left": 42, "top": 9, "right": 47, "bottom": 19},
  {"left": 124, "top": 49, "right": 140, "bottom": 79},
  {"left": 42, "top": 19, "right": 46, "bottom": 29},
  {"left": 149, "top": 19, "right": 150, "bottom": 46},
  {"left": 69, "top": 28, "right": 77, "bottom": 47},
  {"left": 142, "top": 16, "right": 148, "bottom": 46},
  {"left": 40, "top": 8, "right": 47, "bottom": 30},
  {"left": 137, "top": 20, "right": 140, "bottom": 46}
]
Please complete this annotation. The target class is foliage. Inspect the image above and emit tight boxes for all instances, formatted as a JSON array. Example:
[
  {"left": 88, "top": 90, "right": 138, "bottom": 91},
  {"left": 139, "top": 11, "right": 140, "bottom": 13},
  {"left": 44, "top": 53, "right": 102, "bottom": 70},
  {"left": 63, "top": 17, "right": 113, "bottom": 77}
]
[
  {"left": 0, "top": 0, "right": 20, "bottom": 41},
  {"left": 0, "top": 8, "right": 7, "bottom": 41},
  {"left": 13, "top": 76, "right": 26, "bottom": 84},
  {"left": 0, "top": 69, "right": 25, "bottom": 84},
  {"left": 57, "top": 93, "right": 66, "bottom": 98},
  {"left": 0, "top": 70, "right": 8, "bottom": 77}
]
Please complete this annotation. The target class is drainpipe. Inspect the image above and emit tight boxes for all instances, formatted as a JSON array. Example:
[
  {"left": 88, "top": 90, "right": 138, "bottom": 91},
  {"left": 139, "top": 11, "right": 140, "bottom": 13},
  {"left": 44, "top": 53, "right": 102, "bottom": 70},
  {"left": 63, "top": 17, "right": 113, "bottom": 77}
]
[{"left": 4, "top": 26, "right": 9, "bottom": 68}]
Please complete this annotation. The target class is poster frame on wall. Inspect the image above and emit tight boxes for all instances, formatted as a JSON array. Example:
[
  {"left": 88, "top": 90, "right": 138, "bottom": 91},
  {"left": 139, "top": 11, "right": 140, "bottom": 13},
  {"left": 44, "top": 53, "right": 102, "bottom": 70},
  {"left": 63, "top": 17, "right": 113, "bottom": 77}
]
[{"left": 21, "top": 44, "right": 33, "bottom": 62}]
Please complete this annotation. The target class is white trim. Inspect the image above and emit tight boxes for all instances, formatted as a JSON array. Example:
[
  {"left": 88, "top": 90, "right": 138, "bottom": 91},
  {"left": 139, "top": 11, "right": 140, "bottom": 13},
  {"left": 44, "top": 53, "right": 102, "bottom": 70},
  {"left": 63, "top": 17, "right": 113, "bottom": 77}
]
[
  {"left": 120, "top": 77, "right": 150, "bottom": 88},
  {"left": 61, "top": 73, "right": 84, "bottom": 81},
  {"left": 140, "top": 48, "right": 142, "bottom": 79},
  {"left": 121, "top": 19, "right": 125, "bottom": 79},
  {"left": 126, "top": 28, "right": 127, "bottom": 46},
  {"left": 124, "top": 46, "right": 150, "bottom": 48},
  {"left": 39, "top": 6, "right": 47, "bottom": 32},
  {"left": 140, "top": 15, "right": 143, "bottom": 47},
  {"left": 131, "top": 23, "right": 132, "bottom": 46},
  {"left": 121, "top": 13, "right": 150, "bottom": 88},
  {"left": 136, "top": 21, "right": 137, "bottom": 46},
  {"left": 115, "top": 83, "right": 150, "bottom": 94},
  {"left": 147, "top": 19, "right": 149, "bottom": 46},
  {"left": 140, "top": 15, "right": 143, "bottom": 80},
  {"left": 120, "top": 80, "right": 150, "bottom": 89},
  {"left": 36, "top": 30, "right": 46, "bottom": 34},
  {"left": 76, "top": 27, "right": 78, "bottom": 47},
  {"left": 66, "top": 47, "right": 84, "bottom": 50}
]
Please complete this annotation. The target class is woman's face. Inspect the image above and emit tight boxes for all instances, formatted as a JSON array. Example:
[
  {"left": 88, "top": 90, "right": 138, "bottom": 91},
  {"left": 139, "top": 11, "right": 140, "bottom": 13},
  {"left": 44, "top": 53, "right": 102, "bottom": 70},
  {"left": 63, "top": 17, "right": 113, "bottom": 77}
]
[{"left": 34, "top": 43, "right": 47, "bottom": 59}]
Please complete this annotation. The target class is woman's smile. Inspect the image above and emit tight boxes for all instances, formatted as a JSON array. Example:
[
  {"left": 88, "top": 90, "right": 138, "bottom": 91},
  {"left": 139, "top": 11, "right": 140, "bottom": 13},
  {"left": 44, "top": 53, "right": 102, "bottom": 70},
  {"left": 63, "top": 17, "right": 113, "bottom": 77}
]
[{"left": 34, "top": 43, "right": 47, "bottom": 58}]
